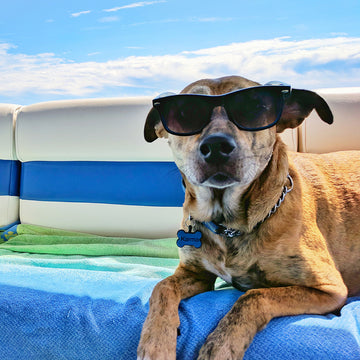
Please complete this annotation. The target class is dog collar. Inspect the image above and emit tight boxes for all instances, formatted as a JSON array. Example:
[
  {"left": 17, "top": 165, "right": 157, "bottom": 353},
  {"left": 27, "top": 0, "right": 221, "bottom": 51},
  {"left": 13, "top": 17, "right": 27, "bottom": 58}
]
[
  {"left": 202, "top": 221, "right": 244, "bottom": 238},
  {"left": 186, "top": 174, "right": 293, "bottom": 239}
]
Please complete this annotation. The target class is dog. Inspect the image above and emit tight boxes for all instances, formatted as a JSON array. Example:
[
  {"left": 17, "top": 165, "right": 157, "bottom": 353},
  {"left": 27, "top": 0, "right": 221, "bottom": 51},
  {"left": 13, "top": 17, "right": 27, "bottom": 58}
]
[{"left": 137, "top": 75, "right": 360, "bottom": 359}]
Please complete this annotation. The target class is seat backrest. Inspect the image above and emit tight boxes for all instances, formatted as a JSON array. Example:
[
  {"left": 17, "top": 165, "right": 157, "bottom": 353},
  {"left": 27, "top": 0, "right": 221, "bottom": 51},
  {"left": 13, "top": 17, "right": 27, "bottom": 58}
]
[
  {"left": 300, "top": 88, "right": 360, "bottom": 153},
  {"left": 13, "top": 96, "right": 321, "bottom": 238},
  {"left": 0, "top": 104, "right": 21, "bottom": 229},
  {"left": 16, "top": 98, "right": 183, "bottom": 238}
]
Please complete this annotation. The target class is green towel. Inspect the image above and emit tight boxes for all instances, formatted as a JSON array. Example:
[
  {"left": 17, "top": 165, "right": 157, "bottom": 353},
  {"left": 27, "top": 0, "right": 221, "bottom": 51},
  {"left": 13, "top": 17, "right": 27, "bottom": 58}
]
[{"left": 0, "top": 224, "right": 179, "bottom": 259}]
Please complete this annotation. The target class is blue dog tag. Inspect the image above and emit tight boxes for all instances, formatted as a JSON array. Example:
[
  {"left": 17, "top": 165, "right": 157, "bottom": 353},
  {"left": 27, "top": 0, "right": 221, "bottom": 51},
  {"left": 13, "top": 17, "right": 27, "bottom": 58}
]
[{"left": 176, "top": 228, "right": 202, "bottom": 248}]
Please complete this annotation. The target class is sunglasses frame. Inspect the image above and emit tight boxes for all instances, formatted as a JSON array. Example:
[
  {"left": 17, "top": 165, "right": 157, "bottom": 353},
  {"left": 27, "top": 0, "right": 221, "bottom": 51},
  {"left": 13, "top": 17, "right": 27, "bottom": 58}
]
[{"left": 153, "top": 84, "right": 292, "bottom": 136}]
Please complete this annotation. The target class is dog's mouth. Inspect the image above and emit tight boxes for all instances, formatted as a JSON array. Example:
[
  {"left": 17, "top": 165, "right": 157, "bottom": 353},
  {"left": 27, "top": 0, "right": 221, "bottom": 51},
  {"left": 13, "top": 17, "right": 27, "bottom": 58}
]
[{"left": 201, "top": 172, "right": 239, "bottom": 188}]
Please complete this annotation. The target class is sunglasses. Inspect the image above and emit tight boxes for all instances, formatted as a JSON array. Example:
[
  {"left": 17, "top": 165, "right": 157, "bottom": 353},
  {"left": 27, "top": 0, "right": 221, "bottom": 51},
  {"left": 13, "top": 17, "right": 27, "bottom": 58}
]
[{"left": 152, "top": 83, "right": 291, "bottom": 136}]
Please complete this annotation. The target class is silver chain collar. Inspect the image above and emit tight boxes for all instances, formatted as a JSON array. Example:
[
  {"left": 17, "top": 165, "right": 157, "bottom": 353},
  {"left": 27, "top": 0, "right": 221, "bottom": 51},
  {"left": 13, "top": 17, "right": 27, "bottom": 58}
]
[
  {"left": 262, "top": 174, "right": 294, "bottom": 223},
  {"left": 201, "top": 174, "right": 294, "bottom": 238}
]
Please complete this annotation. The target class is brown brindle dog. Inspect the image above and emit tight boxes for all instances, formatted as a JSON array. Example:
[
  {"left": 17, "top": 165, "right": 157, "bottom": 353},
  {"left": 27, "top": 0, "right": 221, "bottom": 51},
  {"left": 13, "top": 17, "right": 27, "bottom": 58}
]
[{"left": 137, "top": 75, "right": 360, "bottom": 360}]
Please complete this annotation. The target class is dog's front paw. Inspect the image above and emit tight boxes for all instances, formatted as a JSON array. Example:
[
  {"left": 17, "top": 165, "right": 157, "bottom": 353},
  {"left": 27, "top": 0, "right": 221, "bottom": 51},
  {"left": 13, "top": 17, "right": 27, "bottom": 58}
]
[
  {"left": 137, "top": 340, "right": 176, "bottom": 360},
  {"left": 197, "top": 325, "right": 248, "bottom": 360},
  {"left": 197, "top": 339, "right": 246, "bottom": 360},
  {"left": 137, "top": 325, "right": 177, "bottom": 360}
]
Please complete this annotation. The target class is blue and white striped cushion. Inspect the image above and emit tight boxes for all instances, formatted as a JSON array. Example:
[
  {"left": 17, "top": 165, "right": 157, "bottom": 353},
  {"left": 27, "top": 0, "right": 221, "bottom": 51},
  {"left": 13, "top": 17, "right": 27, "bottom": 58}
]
[{"left": 16, "top": 98, "right": 184, "bottom": 238}]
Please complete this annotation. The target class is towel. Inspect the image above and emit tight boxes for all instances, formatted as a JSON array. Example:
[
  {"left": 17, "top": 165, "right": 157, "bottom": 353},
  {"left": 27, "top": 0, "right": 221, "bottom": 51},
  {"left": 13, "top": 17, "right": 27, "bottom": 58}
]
[
  {"left": 0, "top": 224, "right": 359, "bottom": 359},
  {"left": 0, "top": 223, "right": 179, "bottom": 258}
]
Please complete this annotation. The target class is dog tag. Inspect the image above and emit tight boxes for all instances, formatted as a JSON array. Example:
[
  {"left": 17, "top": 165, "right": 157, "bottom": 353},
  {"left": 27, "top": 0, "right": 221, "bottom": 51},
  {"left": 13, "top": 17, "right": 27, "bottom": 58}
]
[{"left": 176, "top": 226, "right": 202, "bottom": 249}]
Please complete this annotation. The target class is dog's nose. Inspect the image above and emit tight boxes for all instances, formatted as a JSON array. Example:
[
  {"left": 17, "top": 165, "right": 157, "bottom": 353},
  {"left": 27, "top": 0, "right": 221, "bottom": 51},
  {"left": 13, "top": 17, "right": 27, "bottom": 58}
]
[{"left": 199, "top": 133, "right": 236, "bottom": 164}]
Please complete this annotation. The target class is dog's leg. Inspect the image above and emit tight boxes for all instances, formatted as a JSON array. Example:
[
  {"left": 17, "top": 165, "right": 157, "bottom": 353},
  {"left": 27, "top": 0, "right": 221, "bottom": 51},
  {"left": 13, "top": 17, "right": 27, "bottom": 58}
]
[
  {"left": 137, "top": 264, "right": 216, "bottom": 360},
  {"left": 198, "top": 283, "right": 348, "bottom": 360}
]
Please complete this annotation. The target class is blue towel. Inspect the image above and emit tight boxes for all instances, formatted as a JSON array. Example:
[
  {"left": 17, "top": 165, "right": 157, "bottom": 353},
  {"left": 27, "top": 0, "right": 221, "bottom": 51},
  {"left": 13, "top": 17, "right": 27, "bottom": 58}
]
[
  {"left": 0, "top": 242, "right": 359, "bottom": 359},
  {"left": 0, "top": 269, "right": 359, "bottom": 359},
  {"left": 0, "top": 285, "right": 359, "bottom": 360}
]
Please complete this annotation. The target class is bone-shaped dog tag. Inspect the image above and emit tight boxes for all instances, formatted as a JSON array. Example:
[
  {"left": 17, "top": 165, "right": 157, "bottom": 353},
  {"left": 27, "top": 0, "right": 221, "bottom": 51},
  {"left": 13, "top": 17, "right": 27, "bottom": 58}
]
[{"left": 176, "top": 226, "right": 202, "bottom": 248}]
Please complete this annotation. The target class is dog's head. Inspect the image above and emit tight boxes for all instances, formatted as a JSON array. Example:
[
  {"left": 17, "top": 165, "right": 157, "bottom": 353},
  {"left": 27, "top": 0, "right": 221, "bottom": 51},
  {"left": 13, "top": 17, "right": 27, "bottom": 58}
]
[{"left": 144, "top": 75, "right": 333, "bottom": 190}]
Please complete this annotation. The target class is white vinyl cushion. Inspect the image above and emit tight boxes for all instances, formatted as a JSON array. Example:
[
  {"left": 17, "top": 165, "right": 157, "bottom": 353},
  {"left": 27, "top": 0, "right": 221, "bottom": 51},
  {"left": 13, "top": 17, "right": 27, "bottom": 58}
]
[
  {"left": 0, "top": 104, "right": 20, "bottom": 227},
  {"left": 15, "top": 97, "right": 298, "bottom": 162},
  {"left": 15, "top": 97, "right": 174, "bottom": 162},
  {"left": 301, "top": 88, "right": 360, "bottom": 153},
  {"left": 16, "top": 98, "right": 183, "bottom": 237},
  {"left": 0, "top": 196, "right": 19, "bottom": 228},
  {"left": 0, "top": 104, "right": 20, "bottom": 160},
  {"left": 20, "top": 200, "right": 183, "bottom": 238},
  {"left": 279, "top": 128, "right": 297, "bottom": 152}
]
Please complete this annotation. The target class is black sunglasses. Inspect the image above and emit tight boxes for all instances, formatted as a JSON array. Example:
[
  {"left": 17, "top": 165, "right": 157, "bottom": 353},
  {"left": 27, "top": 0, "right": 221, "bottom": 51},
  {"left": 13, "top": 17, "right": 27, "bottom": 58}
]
[{"left": 152, "top": 83, "right": 291, "bottom": 136}]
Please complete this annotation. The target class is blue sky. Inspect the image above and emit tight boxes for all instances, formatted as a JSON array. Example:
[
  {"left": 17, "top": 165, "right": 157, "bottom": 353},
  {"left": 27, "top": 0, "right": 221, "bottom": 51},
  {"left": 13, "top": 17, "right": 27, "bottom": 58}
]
[{"left": 1, "top": 0, "right": 360, "bottom": 104}]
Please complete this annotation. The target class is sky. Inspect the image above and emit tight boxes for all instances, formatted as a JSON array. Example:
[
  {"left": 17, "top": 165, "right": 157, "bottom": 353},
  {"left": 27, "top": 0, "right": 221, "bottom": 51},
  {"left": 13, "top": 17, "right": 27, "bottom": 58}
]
[{"left": 1, "top": 0, "right": 360, "bottom": 105}]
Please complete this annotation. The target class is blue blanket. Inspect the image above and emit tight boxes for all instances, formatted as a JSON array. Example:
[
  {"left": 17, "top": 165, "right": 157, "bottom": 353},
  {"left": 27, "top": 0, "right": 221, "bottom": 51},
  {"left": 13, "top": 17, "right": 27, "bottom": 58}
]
[{"left": 0, "top": 226, "right": 359, "bottom": 359}]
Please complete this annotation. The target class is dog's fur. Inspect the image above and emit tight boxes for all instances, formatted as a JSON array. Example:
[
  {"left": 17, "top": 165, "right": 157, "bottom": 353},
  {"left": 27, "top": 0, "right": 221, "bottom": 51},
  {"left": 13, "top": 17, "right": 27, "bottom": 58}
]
[{"left": 138, "top": 75, "right": 360, "bottom": 359}]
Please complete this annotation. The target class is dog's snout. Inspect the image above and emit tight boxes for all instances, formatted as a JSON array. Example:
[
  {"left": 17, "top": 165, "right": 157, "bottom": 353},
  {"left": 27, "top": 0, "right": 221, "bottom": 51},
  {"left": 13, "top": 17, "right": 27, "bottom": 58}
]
[{"left": 199, "top": 133, "right": 236, "bottom": 164}]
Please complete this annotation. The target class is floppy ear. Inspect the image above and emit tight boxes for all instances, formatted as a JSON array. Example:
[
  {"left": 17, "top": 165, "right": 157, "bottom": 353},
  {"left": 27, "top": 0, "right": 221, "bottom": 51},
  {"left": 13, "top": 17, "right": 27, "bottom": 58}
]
[
  {"left": 276, "top": 89, "right": 333, "bottom": 133},
  {"left": 144, "top": 107, "right": 162, "bottom": 143}
]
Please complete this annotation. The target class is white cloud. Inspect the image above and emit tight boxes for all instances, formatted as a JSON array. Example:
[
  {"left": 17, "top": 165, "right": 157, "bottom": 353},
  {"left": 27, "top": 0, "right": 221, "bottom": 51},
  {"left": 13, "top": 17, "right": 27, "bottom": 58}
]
[
  {"left": 0, "top": 37, "right": 359, "bottom": 102},
  {"left": 130, "top": 18, "right": 179, "bottom": 26},
  {"left": 98, "top": 16, "right": 119, "bottom": 23},
  {"left": 330, "top": 32, "right": 348, "bottom": 37},
  {"left": 126, "top": 46, "right": 145, "bottom": 49},
  {"left": 190, "top": 17, "right": 234, "bottom": 23},
  {"left": 71, "top": 10, "right": 91, "bottom": 18},
  {"left": 103, "top": 1, "right": 166, "bottom": 12}
]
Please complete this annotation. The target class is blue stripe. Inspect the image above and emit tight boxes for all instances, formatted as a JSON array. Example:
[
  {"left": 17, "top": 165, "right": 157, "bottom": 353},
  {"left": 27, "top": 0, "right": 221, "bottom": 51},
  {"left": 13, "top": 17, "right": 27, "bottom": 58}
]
[
  {"left": 20, "top": 161, "right": 184, "bottom": 207},
  {"left": 0, "top": 160, "right": 21, "bottom": 196}
]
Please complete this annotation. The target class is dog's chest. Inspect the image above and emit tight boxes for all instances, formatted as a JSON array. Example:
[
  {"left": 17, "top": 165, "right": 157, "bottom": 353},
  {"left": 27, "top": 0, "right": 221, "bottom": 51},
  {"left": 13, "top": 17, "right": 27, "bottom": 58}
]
[
  {"left": 181, "top": 234, "right": 268, "bottom": 291},
  {"left": 201, "top": 258, "right": 260, "bottom": 291},
  {"left": 201, "top": 256, "right": 268, "bottom": 291}
]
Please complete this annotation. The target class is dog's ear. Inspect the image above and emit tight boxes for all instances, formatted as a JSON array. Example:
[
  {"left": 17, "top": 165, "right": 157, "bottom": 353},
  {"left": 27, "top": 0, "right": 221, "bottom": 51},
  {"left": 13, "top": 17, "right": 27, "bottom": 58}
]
[
  {"left": 144, "top": 107, "right": 164, "bottom": 143},
  {"left": 276, "top": 89, "right": 333, "bottom": 133}
]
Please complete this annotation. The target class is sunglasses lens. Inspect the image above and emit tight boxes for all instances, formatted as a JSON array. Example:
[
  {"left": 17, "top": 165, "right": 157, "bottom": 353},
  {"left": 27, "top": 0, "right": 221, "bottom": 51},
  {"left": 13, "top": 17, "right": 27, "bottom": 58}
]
[
  {"left": 158, "top": 96, "right": 211, "bottom": 135},
  {"left": 154, "top": 85, "right": 289, "bottom": 135},
  {"left": 225, "top": 88, "right": 283, "bottom": 130}
]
